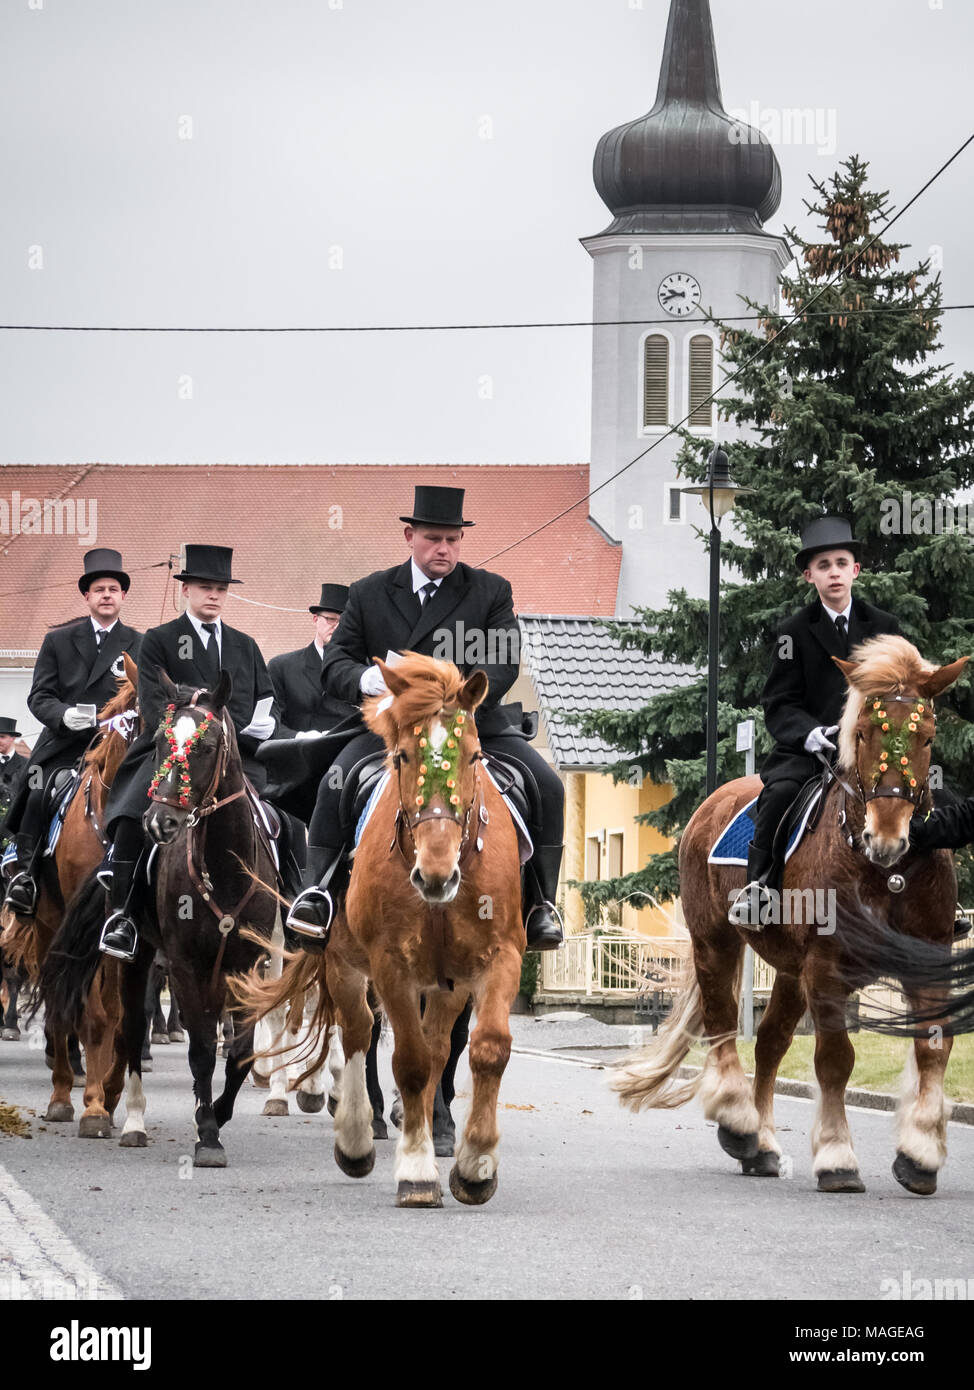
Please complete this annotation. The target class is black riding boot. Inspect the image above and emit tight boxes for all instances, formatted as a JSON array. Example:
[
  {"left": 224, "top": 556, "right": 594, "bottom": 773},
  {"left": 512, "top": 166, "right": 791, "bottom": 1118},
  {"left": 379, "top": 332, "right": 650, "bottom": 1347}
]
[
  {"left": 99, "top": 859, "right": 140, "bottom": 961},
  {"left": 2, "top": 833, "right": 39, "bottom": 916},
  {"left": 727, "top": 841, "right": 774, "bottom": 930},
  {"left": 285, "top": 844, "right": 346, "bottom": 949},
  {"left": 523, "top": 844, "right": 565, "bottom": 952}
]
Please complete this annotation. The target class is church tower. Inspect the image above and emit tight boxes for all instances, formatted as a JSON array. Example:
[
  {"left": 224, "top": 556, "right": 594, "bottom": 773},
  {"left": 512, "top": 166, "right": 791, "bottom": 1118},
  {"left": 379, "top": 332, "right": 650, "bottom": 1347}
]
[{"left": 583, "top": 0, "right": 790, "bottom": 615}]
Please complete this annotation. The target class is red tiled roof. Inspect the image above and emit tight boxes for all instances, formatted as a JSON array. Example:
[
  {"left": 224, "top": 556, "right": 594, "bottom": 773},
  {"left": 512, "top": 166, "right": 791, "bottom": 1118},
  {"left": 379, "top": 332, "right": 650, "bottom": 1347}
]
[{"left": 0, "top": 465, "right": 620, "bottom": 658}]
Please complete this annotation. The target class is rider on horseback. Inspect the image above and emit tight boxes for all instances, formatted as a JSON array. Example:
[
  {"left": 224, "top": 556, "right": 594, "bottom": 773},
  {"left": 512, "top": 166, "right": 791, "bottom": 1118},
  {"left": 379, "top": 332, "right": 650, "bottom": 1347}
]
[{"left": 728, "top": 517, "right": 900, "bottom": 929}]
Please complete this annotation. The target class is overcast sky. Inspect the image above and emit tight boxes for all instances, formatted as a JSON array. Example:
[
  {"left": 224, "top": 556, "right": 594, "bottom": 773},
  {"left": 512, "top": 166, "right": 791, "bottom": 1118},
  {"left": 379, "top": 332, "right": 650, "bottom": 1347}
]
[{"left": 1, "top": 0, "right": 972, "bottom": 468}]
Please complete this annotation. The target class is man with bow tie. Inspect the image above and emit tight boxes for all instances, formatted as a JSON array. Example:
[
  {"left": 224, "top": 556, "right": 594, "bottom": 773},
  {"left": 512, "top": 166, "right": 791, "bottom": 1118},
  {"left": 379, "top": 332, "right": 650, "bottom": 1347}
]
[
  {"left": 2, "top": 549, "right": 142, "bottom": 916},
  {"left": 284, "top": 485, "right": 565, "bottom": 953},
  {"left": 728, "top": 516, "right": 900, "bottom": 928}
]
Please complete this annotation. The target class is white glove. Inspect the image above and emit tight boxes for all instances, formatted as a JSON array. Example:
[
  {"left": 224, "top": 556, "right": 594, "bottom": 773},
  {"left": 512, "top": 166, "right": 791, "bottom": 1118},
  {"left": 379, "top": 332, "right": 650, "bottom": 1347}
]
[
  {"left": 804, "top": 724, "right": 839, "bottom": 755},
  {"left": 359, "top": 666, "right": 387, "bottom": 697},
  {"left": 295, "top": 729, "right": 328, "bottom": 740},
  {"left": 240, "top": 714, "right": 276, "bottom": 740},
  {"left": 63, "top": 706, "right": 97, "bottom": 732}
]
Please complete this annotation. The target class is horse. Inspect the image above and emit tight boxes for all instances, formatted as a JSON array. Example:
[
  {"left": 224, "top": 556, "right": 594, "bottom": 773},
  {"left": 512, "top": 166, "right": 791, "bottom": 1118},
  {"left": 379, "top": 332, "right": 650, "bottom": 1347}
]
[
  {"left": 612, "top": 635, "right": 974, "bottom": 1196},
  {"left": 233, "top": 652, "right": 526, "bottom": 1208},
  {"left": 4, "top": 655, "right": 140, "bottom": 1136}
]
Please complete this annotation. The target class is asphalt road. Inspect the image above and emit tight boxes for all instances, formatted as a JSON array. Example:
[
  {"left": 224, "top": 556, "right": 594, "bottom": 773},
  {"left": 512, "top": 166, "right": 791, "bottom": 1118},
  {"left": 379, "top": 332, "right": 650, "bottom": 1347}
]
[{"left": 2, "top": 1015, "right": 974, "bottom": 1302}]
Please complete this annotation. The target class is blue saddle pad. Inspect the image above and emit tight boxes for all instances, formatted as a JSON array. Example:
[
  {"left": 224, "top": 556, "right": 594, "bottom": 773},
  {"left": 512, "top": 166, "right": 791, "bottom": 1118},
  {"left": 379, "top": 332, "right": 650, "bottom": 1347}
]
[
  {"left": 708, "top": 791, "right": 821, "bottom": 867},
  {"left": 43, "top": 774, "right": 80, "bottom": 857},
  {"left": 354, "top": 772, "right": 391, "bottom": 848}
]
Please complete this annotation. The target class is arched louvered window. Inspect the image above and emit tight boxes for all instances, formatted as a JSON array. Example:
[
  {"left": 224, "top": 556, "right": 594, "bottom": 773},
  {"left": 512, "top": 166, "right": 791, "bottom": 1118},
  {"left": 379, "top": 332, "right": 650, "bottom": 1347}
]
[
  {"left": 643, "top": 335, "right": 669, "bottom": 428},
  {"left": 688, "top": 334, "right": 714, "bottom": 428}
]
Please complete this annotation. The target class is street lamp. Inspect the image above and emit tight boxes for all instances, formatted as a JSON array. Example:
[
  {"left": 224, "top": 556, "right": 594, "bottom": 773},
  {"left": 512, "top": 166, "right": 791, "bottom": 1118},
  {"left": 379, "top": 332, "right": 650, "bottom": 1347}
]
[{"left": 681, "top": 445, "right": 753, "bottom": 797}]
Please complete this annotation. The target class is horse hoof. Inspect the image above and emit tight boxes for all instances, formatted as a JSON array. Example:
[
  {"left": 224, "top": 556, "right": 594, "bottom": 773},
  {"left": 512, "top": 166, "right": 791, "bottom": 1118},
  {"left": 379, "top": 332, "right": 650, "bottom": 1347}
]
[
  {"left": 194, "top": 1143, "right": 227, "bottom": 1168},
  {"left": 151, "top": 1031, "right": 169, "bottom": 1045},
  {"left": 817, "top": 1168, "right": 865, "bottom": 1193},
  {"left": 262, "top": 1098, "right": 289, "bottom": 1117},
  {"left": 741, "top": 1150, "right": 780, "bottom": 1177},
  {"left": 434, "top": 1134, "right": 455, "bottom": 1158},
  {"left": 717, "top": 1125, "right": 759, "bottom": 1160},
  {"left": 168, "top": 1030, "right": 185, "bottom": 1043},
  {"left": 327, "top": 1094, "right": 338, "bottom": 1118},
  {"left": 396, "top": 1179, "right": 443, "bottom": 1208},
  {"left": 333, "top": 1143, "right": 375, "bottom": 1178},
  {"left": 893, "top": 1151, "right": 938, "bottom": 1195},
  {"left": 296, "top": 1090, "right": 325, "bottom": 1114},
  {"left": 44, "top": 1103, "right": 74, "bottom": 1123},
  {"left": 119, "top": 1130, "right": 147, "bottom": 1148},
  {"left": 252, "top": 1068, "right": 270, "bottom": 1090},
  {"left": 141, "top": 1059, "right": 153, "bottom": 1074},
  {"left": 1, "top": 1027, "right": 21, "bottom": 1041},
  {"left": 78, "top": 1115, "right": 112, "bottom": 1139},
  {"left": 372, "top": 1116, "right": 389, "bottom": 1141},
  {"left": 449, "top": 1166, "right": 498, "bottom": 1206}
]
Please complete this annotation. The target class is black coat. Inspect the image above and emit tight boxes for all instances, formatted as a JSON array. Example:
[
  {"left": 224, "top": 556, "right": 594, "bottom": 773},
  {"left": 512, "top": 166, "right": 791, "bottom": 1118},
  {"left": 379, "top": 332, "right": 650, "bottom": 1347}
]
[
  {"left": 911, "top": 798, "right": 974, "bottom": 852},
  {"left": 321, "top": 560, "right": 520, "bottom": 740},
  {"left": 27, "top": 619, "right": 142, "bottom": 771},
  {"left": 268, "top": 643, "right": 355, "bottom": 737},
  {"left": 0, "top": 751, "right": 28, "bottom": 822},
  {"left": 760, "top": 597, "right": 900, "bottom": 786},
  {"left": 105, "top": 614, "right": 277, "bottom": 828}
]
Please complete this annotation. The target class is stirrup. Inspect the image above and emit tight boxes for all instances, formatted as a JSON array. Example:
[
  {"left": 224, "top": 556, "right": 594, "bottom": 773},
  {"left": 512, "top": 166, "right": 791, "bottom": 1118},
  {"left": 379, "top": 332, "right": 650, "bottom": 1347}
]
[
  {"left": 728, "top": 881, "right": 772, "bottom": 930},
  {"left": 524, "top": 900, "right": 564, "bottom": 952},
  {"left": 99, "top": 912, "right": 138, "bottom": 962},
  {"left": 3, "top": 871, "right": 38, "bottom": 916},
  {"left": 285, "top": 887, "right": 334, "bottom": 940}
]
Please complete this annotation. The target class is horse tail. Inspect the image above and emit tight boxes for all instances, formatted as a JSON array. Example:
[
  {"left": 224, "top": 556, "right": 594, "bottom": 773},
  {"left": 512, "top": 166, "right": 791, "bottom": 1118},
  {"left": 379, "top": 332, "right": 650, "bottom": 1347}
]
[
  {"left": 610, "top": 958, "right": 718, "bottom": 1112},
  {"left": 36, "top": 873, "right": 105, "bottom": 1035},
  {"left": 1, "top": 910, "right": 41, "bottom": 980},
  {"left": 229, "top": 938, "right": 336, "bottom": 1081}
]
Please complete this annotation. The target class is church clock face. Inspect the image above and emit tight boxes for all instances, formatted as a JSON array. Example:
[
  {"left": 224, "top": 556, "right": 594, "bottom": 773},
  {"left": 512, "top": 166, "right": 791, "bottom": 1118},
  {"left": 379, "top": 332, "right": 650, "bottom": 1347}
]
[{"left": 658, "top": 272, "right": 701, "bottom": 318}]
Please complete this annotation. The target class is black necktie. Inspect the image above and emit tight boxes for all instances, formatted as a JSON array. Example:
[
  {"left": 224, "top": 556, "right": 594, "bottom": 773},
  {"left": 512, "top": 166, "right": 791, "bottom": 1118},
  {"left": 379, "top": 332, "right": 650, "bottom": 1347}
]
[
  {"left": 419, "top": 581, "right": 439, "bottom": 607},
  {"left": 835, "top": 614, "right": 849, "bottom": 653},
  {"left": 201, "top": 623, "right": 220, "bottom": 680},
  {"left": 95, "top": 628, "right": 105, "bottom": 647}
]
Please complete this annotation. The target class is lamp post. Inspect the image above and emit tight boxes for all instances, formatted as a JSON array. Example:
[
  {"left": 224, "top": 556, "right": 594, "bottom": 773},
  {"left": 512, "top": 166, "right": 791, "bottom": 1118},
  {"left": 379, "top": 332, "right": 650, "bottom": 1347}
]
[{"left": 682, "top": 445, "right": 753, "bottom": 797}]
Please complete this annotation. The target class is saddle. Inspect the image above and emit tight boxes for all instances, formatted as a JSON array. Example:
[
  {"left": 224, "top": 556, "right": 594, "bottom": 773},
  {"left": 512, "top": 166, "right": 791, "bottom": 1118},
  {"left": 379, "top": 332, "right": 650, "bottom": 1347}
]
[
  {"left": 482, "top": 750, "right": 541, "bottom": 833},
  {"left": 765, "top": 766, "right": 832, "bottom": 891},
  {"left": 42, "top": 768, "right": 82, "bottom": 857},
  {"left": 339, "top": 755, "right": 389, "bottom": 844}
]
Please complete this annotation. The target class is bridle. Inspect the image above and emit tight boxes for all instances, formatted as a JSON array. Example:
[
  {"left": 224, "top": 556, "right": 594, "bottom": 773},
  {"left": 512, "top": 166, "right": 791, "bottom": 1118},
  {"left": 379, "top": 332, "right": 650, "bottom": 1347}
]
[
  {"left": 147, "top": 690, "right": 245, "bottom": 826},
  {"left": 852, "top": 691, "right": 934, "bottom": 810}
]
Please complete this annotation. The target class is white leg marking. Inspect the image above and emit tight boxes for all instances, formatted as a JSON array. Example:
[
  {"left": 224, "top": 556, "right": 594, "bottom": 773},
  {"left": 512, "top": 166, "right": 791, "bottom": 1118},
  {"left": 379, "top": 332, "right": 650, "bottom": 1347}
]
[
  {"left": 697, "top": 1055, "right": 759, "bottom": 1135},
  {"left": 334, "top": 1052, "right": 373, "bottom": 1160},
  {"left": 896, "top": 1052, "right": 950, "bottom": 1172},
  {"left": 120, "top": 1072, "right": 146, "bottom": 1137},
  {"left": 394, "top": 1119, "right": 439, "bottom": 1185},
  {"left": 456, "top": 1135, "right": 498, "bottom": 1184}
]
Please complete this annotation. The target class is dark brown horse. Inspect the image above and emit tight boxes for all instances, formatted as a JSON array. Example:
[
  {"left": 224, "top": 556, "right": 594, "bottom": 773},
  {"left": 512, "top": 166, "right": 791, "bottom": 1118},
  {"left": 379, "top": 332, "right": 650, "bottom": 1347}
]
[
  {"left": 613, "top": 635, "right": 971, "bottom": 1196},
  {"left": 5, "top": 655, "right": 139, "bottom": 1136},
  {"left": 234, "top": 653, "right": 526, "bottom": 1208}
]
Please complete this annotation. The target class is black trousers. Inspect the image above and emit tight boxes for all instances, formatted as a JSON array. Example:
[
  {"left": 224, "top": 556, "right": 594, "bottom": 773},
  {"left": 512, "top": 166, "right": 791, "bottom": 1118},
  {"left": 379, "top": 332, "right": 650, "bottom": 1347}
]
[
  {"left": 752, "top": 778, "right": 805, "bottom": 860},
  {"left": 308, "top": 731, "right": 564, "bottom": 849}
]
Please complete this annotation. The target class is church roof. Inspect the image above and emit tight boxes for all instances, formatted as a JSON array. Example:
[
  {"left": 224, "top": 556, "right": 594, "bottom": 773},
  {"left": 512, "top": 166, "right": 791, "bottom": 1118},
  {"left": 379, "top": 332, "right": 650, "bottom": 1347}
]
[
  {"left": 592, "top": 0, "right": 782, "bottom": 236},
  {"left": 0, "top": 465, "right": 621, "bottom": 660},
  {"left": 518, "top": 614, "right": 696, "bottom": 770}
]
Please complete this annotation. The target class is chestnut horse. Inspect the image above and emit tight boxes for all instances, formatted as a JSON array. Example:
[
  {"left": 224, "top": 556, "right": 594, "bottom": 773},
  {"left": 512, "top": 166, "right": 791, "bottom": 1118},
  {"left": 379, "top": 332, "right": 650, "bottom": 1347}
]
[
  {"left": 233, "top": 653, "right": 525, "bottom": 1208},
  {"left": 613, "top": 635, "right": 972, "bottom": 1196},
  {"left": 4, "top": 654, "right": 140, "bottom": 1136}
]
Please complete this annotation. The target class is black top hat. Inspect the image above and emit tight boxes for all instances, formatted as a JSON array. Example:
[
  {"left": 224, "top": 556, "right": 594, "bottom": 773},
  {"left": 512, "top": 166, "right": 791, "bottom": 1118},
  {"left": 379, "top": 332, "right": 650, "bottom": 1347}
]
[
  {"left": 0, "top": 716, "right": 22, "bottom": 737},
  {"left": 173, "top": 545, "right": 242, "bottom": 585},
  {"left": 399, "top": 486, "right": 474, "bottom": 529},
  {"left": 78, "top": 548, "right": 130, "bottom": 593},
  {"left": 796, "top": 515, "right": 862, "bottom": 570},
  {"left": 309, "top": 583, "right": 349, "bottom": 615}
]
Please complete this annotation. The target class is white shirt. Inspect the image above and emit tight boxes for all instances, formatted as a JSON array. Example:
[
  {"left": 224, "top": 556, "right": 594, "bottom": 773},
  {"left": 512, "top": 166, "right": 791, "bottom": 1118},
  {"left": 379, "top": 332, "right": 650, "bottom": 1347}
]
[
  {"left": 186, "top": 612, "right": 222, "bottom": 662},
  {"left": 822, "top": 598, "right": 852, "bottom": 626},
  {"left": 91, "top": 617, "right": 118, "bottom": 642},
  {"left": 411, "top": 559, "right": 444, "bottom": 599},
  {"left": 314, "top": 637, "right": 325, "bottom": 660}
]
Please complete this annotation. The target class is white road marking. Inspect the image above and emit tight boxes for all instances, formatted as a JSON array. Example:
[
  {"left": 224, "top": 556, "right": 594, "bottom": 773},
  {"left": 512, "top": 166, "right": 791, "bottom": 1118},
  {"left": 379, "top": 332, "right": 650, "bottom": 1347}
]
[{"left": 0, "top": 1163, "right": 123, "bottom": 1300}]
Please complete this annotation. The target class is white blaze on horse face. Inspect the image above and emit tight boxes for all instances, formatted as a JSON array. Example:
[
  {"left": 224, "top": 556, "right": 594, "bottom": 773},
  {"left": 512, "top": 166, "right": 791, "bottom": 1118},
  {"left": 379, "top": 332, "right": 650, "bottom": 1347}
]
[
  {"left": 429, "top": 719, "right": 448, "bottom": 753},
  {"left": 171, "top": 714, "right": 199, "bottom": 755}
]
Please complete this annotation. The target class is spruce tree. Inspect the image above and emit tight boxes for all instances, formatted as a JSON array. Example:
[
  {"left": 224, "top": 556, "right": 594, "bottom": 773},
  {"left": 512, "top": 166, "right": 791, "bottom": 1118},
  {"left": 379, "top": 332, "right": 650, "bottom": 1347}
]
[{"left": 575, "top": 155, "right": 974, "bottom": 915}]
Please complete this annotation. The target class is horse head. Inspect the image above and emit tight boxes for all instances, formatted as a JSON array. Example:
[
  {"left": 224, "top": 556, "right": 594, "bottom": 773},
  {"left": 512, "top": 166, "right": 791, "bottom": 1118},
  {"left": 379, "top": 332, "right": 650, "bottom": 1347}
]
[
  {"left": 835, "top": 635, "right": 969, "bottom": 867},
  {"left": 143, "top": 669, "right": 235, "bottom": 844},
  {"left": 364, "top": 652, "right": 488, "bottom": 905}
]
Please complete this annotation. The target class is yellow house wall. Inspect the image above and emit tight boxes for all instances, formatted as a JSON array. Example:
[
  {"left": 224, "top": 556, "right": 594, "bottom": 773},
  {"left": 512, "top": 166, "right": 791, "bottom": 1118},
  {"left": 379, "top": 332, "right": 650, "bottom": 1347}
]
[{"left": 581, "top": 773, "right": 679, "bottom": 937}]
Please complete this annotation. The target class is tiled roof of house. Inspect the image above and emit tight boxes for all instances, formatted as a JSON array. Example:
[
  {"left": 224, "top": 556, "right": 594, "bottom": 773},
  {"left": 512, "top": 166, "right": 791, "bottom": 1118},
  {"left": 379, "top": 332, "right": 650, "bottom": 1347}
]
[
  {"left": 519, "top": 614, "right": 697, "bottom": 770},
  {"left": 0, "top": 465, "right": 621, "bottom": 658}
]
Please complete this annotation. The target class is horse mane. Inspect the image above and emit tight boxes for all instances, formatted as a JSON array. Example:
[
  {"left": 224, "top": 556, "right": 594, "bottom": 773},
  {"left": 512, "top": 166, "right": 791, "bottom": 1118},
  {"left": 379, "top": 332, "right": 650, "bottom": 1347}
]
[
  {"left": 363, "top": 652, "right": 467, "bottom": 747},
  {"left": 836, "top": 635, "right": 936, "bottom": 773},
  {"left": 84, "top": 672, "right": 139, "bottom": 775}
]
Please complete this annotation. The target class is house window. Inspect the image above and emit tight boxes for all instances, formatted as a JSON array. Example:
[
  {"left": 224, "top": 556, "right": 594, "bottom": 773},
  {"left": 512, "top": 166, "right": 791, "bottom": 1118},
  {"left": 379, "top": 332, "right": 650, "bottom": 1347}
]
[
  {"left": 607, "top": 832, "right": 624, "bottom": 880},
  {"left": 668, "top": 486, "right": 683, "bottom": 522},
  {"left": 688, "top": 334, "right": 714, "bottom": 428},
  {"left": 585, "top": 835, "right": 601, "bottom": 881},
  {"left": 643, "top": 335, "right": 669, "bottom": 428}
]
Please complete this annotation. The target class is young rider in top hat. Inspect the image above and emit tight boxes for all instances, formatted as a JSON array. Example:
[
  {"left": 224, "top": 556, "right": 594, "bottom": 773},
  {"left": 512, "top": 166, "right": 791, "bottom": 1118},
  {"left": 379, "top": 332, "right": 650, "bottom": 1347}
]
[
  {"left": 99, "top": 544, "right": 281, "bottom": 961},
  {"left": 2, "top": 549, "right": 142, "bottom": 916},
  {"left": 285, "top": 484, "right": 566, "bottom": 952},
  {"left": 728, "top": 516, "right": 900, "bottom": 928}
]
